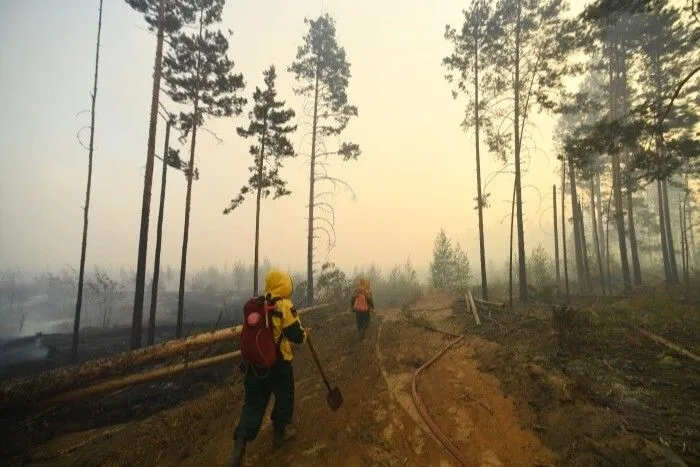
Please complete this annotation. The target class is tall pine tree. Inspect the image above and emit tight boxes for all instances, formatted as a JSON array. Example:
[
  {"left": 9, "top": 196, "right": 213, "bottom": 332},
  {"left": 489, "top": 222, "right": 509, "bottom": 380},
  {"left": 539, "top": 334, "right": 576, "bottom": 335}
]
[
  {"left": 634, "top": 3, "right": 697, "bottom": 284},
  {"left": 125, "top": 0, "right": 195, "bottom": 350},
  {"left": 443, "top": 0, "right": 497, "bottom": 300},
  {"left": 488, "top": 0, "right": 574, "bottom": 301},
  {"left": 163, "top": 0, "right": 246, "bottom": 338},
  {"left": 224, "top": 65, "right": 297, "bottom": 295},
  {"left": 289, "top": 14, "right": 360, "bottom": 306}
]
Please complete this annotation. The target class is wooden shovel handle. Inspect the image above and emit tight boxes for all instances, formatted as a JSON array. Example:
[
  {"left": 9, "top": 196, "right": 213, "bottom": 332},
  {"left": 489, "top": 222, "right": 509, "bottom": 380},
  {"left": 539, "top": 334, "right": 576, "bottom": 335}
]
[{"left": 305, "top": 336, "right": 332, "bottom": 391}]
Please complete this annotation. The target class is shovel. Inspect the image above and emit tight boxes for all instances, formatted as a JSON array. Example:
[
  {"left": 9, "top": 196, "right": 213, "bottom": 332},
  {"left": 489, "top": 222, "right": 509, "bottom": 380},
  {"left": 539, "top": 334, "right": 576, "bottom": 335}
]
[{"left": 305, "top": 336, "right": 343, "bottom": 411}]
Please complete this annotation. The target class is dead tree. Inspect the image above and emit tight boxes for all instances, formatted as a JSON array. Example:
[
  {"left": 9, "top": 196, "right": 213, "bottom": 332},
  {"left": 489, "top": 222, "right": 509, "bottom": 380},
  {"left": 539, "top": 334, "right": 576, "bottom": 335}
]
[
  {"left": 289, "top": 15, "right": 360, "bottom": 305},
  {"left": 72, "top": 0, "right": 104, "bottom": 362}
]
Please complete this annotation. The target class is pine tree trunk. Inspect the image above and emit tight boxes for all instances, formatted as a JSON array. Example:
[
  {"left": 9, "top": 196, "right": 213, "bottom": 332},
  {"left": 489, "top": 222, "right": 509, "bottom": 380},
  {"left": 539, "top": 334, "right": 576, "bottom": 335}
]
[
  {"left": 131, "top": 0, "right": 166, "bottom": 350},
  {"left": 611, "top": 153, "right": 631, "bottom": 289},
  {"left": 577, "top": 196, "right": 593, "bottom": 293},
  {"left": 657, "top": 179, "right": 672, "bottom": 283},
  {"left": 662, "top": 180, "right": 679, "bottom": 282},
  {"left": 553, "top": 185, "right": 560, "bottom": 288},
  {"left": 473, "top": 21, "right": 488, "bottom": 301},
  {"left": 72, "top": 0, "right": 103, "bottom": 362},
  {"left": 147, "top": 120, "right": 171, "bottom": 346},
  {"left": 684, "top": 199, "right": 690, "bottom": 285},
  {"left": 177, "top": 120, "right": 198, "bottom": 339},
  {"left": 561, "top": 161, "right": 570, "bottom": 299},
  {"left": 609, "top": 37, "right": 632, "bottom": 291},
  {"left": 688, "top": 196, "right": 697, "bottom": 268},
  {"left": 686, "top": 208, "right": 692, "bottom": 283},
  {"left": 620, "top": 35, "right": 640, "bottom": 289},
  {"left": 568, "top": 159, "right": 585, "bottom": 294},
  {"left": 596, "top": 173, "right": 605, "bottom": 262},
  {"left": 685, "top": 174, "right": 696, "bottom": 268},
  {"left": 508, "top": 180, "right": 516, "bottom": 308},
  {"left": 606, "top": 193, "right": 613, "bottom": 292},
  {"left": 590, "top": 181, "right": 605, "bottom": 294},
  {"left": 680, "top": 201, "right": 688, "bottom": 285},
  {"left": 306, "top": 70, "right": 320, "bottom": 306},
  {"left": 253, "top": 121, "right": 267, "bottom": 296},
  {"left": 176, "top": 10, "right": 204, "bottom": 338},
  {"left": 514, "top": 0, "right": 527, "bottom": 301},
  {"left": 626, "top": 189, "right": 642, "bottom": 286}
]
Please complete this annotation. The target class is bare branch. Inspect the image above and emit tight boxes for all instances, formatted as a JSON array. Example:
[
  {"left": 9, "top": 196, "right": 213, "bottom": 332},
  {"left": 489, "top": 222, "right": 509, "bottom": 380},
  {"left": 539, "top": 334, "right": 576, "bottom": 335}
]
[
  {"left": 200, "top": 127, "right": 224, "bottom": 144},
  {"left": 76, "top": 126, "right": 92, "bottom": 150},
  {"left": 316, "top": 175, "right": 357, "bottom": 200}
]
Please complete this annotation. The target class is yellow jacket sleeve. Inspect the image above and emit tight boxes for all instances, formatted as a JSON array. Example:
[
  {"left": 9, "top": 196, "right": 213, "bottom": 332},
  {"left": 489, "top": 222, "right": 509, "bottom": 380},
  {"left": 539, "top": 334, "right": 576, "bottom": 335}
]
[{"left": 276, "top": 299, "right": 306, "bottom": 344}]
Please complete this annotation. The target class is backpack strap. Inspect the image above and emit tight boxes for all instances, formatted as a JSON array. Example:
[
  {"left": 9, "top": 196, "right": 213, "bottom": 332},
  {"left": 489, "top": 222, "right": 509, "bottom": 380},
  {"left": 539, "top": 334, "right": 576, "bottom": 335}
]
[{"left": 268, "top": 300, "right": 286, "bottom": 359}]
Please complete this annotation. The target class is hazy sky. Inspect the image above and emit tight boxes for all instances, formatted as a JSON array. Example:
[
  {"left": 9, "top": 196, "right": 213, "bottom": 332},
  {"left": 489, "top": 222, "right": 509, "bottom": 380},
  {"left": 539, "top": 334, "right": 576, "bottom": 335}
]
[{"left": 0, "top": 0, "right": 587, "bottom": 277}]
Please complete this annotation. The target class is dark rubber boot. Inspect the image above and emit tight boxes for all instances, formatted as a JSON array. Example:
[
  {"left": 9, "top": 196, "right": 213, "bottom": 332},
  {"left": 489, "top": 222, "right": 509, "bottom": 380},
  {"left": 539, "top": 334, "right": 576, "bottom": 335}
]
[
  {"left": 229, "top": 437, "right": 246, "bottom": 467},
  {"left": 272, "top": 425, "right": 298, "bottom": 449}
]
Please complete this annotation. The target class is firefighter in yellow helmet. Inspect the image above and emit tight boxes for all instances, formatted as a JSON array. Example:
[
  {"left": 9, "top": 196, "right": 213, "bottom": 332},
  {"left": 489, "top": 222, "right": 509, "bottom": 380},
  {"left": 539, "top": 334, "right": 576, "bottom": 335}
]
[{"left": 230, "top": 269, "right": 308, "bottom": 467}]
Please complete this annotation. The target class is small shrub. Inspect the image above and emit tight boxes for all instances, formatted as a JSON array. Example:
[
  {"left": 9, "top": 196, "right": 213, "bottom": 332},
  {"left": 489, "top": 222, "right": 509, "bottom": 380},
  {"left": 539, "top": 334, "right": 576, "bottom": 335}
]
[
  {"left": 429, "top": 229, "right": 470, "bottom": 293},
  {"left": 316, "top": 262, "right": 352, "bottom": 312},
  {"left": 552, "top": 305, "right": 592, "bottom": 353}
]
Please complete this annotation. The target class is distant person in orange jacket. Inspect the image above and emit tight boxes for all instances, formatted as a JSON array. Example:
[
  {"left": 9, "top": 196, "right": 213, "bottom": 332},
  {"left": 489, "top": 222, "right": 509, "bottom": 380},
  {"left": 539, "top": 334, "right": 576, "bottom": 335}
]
[{"left": 350, "top": 277, "right": 374, "bottom": 339}]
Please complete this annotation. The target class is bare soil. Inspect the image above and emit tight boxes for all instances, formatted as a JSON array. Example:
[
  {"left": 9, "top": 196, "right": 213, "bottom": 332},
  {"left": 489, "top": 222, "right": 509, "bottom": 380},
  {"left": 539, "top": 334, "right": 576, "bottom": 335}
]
[{"left": 3, "top": 289, "right": 699, "bottom": 466}]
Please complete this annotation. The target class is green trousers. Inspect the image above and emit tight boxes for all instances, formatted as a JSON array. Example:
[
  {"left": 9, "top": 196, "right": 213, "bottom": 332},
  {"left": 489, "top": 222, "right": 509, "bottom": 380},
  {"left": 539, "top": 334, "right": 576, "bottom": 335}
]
[{"left": 234, "top": 359, "right": 295, "bottom": 442}]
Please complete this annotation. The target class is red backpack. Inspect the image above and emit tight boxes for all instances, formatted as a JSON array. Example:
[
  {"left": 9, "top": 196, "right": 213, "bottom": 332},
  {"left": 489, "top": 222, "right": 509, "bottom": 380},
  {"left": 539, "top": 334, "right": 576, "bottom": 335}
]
[
  {"left": 240, "top": 295, "right": 281, "bottom": 368},
  {"left": 353, "top": 293, "right": 369, "bottom": 312}
]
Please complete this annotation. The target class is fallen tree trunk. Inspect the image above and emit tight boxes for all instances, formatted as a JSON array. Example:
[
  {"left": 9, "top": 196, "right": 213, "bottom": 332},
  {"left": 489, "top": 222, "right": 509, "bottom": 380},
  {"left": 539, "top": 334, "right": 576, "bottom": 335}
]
[
  {"left": 632, "top": 325, "right": 700, "bottom": 363},
  {"left": 467, "top": 291, "right": 481, "bottom": 326},
  {"left": 0, "top": 303, "right": 329, "bottom": 409},
  {"left": 36, "top": 351, "right": 242, "bottom": 409},
  {"left": 472, "top": 298, "right": 505, "bottom": 309},
  {"left": 0, "top": 327, "right": 240, "bottom": 409}
]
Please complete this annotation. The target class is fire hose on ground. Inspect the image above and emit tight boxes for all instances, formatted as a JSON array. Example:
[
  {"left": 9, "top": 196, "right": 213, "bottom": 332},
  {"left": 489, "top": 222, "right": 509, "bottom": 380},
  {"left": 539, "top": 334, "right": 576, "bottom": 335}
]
[{"left": 410, "top": 334, "right": 470, "bottom": 466}]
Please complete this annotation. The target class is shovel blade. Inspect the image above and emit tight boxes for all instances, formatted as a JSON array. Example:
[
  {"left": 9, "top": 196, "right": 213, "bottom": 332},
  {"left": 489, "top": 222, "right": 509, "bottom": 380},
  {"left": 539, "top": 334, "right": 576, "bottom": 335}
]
[{"left": 326, "top": 386, "right": 343, "bottom": 411}]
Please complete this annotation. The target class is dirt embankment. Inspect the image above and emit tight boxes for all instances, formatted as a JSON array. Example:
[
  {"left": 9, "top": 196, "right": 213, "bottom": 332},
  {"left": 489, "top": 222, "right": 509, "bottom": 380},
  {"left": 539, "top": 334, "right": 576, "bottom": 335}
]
[
  {"left": 7, "top": 290, "right": 699, "bottom": 466},
  {"left": 457, "top": 294, "right": 700, "bottom": 466}
]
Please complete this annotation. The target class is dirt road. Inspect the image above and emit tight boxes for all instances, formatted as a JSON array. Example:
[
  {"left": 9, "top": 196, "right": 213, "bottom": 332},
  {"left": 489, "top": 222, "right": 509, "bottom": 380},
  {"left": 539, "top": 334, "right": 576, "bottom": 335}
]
[
  {"left": 23, "top": 292, "right": 555, "bottom": 466},
  {"left": 19, "top": 290, "right": 693, "bottom": 466}
]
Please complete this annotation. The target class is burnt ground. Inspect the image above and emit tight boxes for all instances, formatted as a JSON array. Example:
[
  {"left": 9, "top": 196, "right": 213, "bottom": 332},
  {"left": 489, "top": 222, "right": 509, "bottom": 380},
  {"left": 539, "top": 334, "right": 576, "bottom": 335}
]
[
  {"left": 0, "top": 319, "right": 241, "bottom": 382},
  {"left": 0, "top": 322, "right": 240, "bottom": 461},
  {"left": 454, "top": 290, "right": 700, "bottom": 466},
  {"left": 2, "top": 289, "right": 699, "bottom": 466}
]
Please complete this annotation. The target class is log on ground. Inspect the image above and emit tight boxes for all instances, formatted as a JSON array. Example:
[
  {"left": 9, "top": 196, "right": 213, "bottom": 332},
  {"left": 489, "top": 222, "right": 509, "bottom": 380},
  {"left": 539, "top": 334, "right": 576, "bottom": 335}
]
[
  {"left": 632, "top": 325, "right": 700, "bottom": 363},
  {"left": 0, "top": 303, "right": 329, "bottom": 409},
  {"left": 36, "top": 351, "right": 242, "bottom": 409}
]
